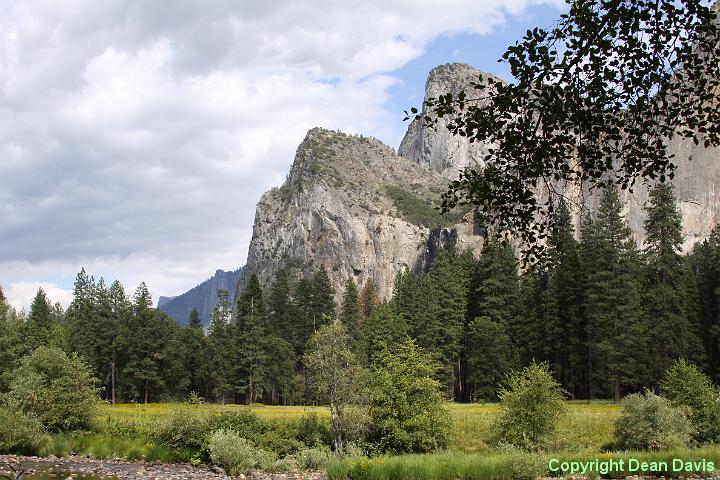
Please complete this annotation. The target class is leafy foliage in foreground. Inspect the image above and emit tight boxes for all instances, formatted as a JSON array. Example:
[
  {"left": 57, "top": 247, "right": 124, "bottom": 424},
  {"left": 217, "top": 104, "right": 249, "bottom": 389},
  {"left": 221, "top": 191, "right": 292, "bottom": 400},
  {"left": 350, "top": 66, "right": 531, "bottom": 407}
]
[
  {"left": 412, "top": 0, "right": 720, "bottom": 261},
  {"left": 9, "top": 346, "right": 98, "bottom": 432},
  {"left": 660, "top": 359, "right": 720, "bottom": 444},
  {"left": 0, "top": 405, "right": 44, "bottom": 455},
  {"left": 492, "top": 362, "right": 566, "bottom": 451},
  {"left": 364, "top": 340, "right": 452, "bottom": 454},
  {"left": 613, "top": 390, "right": 692, "bottom": 451}
]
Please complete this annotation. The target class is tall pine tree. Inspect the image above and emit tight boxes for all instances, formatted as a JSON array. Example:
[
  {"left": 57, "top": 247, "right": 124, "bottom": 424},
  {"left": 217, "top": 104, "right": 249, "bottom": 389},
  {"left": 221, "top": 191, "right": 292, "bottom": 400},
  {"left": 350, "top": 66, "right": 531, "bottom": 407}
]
[
  {"left": 582, "top": 186, "right": 647, "bottom": 401},
  {"left": 643, "top": 184, "right": 704, "bottom": 380}
]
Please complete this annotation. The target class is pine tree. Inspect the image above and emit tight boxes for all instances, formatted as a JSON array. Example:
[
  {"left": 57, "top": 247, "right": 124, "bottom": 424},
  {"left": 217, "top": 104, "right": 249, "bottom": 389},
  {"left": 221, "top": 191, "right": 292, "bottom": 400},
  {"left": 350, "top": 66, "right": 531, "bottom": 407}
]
[
  {"left": 292, "top": 276, "right": 315, "bottom": 354},
  {"left": 119, "top": 282, "right": 167, "bottom": 403},
  {"left": 25, "top": 288, "right": 54, "bottom": 351},
  {"left": 312, "top": 266, "right": 336, "bottom": 323},
  {"left": 466, "top": 240, "right": 521, "bottom": 400},
  {"left": 466, "top": 316, "right": 518, "bottom": 400},
  {"left": 359, "top": 302, "right": 407, "bottom": 366},
  {"left": 93, "top": 278, "right": 116, "bottom": 402},
  {"left": 690, "top": 227, "right": 720, "bottom": 382},
  {"left": 359, "top": 277, "right": 379, "bottom": 323},
  {"left": 339, "top": 279, "right": 361, "bottom": 344},
  {"left": 0, "top": 288, "right": 23, "bottom": 391},
  {"left": 582, "top": 186, "right": 648, "bottom": 401},
  {"left": 106, "top": 279, "right": 128, "bottom": 404},
  {"left": 267, "top": 269, "right": 293, "bottom": 340},
  {"left": 643, "top": 183, "right": 703, "bottom": 381},
  {"left": 208, "top": 289, "right": 232, "bottom": 402},
  {"left": 179, "top": 308, "right": 211, "bottom": 398},
  {"left": 258, "top": 334, "right": 295, "bottom": 404},
  {"left": 233, "top": 274, "right": 269, "bottom": 403},
  {"left": 425, "top": 248, "right": 475, "bottom": 396},
  {"left": 540, "top": 199, "right": 585, "bottom": 397},
  {"left": 292, "top": 268, "right": 336, "bottom": 356},
  {"left": 470, "top": 240, "right": 519, "bottom": 327},
  {"left": 66, "top": 268, "right": 98, "bottom": 364}
]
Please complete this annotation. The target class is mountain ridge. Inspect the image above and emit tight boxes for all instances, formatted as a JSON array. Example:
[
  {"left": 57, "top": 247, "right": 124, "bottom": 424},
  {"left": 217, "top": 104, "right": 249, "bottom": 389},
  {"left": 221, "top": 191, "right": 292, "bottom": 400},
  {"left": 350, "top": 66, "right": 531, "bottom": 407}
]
[{"left": 159, "top": 268, "right": 242, "bottom": 326}]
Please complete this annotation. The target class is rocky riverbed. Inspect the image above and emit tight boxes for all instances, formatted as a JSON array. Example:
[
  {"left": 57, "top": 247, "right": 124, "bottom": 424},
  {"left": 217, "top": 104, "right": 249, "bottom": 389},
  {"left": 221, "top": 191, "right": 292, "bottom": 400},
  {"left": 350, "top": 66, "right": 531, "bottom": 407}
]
[{"left": 0, "top": 455, "right": 327, "bottom": 480}]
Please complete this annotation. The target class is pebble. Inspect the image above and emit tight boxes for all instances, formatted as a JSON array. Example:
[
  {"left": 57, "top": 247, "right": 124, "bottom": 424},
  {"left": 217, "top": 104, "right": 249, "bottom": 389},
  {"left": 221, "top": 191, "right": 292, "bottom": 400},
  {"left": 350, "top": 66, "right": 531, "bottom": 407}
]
[{"left": 0, "top": 455, "right": 327, "bottom": 480}]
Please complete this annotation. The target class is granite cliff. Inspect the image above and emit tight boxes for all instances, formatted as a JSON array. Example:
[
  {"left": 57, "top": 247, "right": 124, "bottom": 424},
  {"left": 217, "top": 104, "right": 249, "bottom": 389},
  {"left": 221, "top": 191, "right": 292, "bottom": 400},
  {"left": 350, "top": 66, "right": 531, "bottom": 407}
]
[
  {"left": 399, "top": 63, "right": 720, "bottom": 252},
  {"left": 235, "top": 128, "right": 482, "bottom": 301},
  {"left": 237, "top": 63, "right": 719, "bottom": 300}
]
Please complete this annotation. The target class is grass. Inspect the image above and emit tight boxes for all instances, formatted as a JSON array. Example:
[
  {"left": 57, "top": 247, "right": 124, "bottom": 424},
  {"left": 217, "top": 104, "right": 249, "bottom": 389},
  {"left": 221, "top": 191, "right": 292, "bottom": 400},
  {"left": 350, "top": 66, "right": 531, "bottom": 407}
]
[
  {"left": 37, "top": 432, "right": 178, "bottom": 462},
  {"left": 20, "top": 401, "right": 720, "bottom": 479},
  {"left": 327, "top": 448, "right": 720, "bottom": 480},
  {"left": 96, "top": 401, "right": 619, "bottom": 454}
]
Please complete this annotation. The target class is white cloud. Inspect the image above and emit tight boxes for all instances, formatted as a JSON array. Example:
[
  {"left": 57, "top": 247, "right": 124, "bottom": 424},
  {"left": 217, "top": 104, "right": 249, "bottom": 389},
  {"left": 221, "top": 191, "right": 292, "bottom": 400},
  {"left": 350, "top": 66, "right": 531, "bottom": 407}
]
[
  {"left": 0, "top": 0, "right": 559, "bottom": 311},
  {"left": 5, "top": 281, "right": 73, "bottom": 312}
]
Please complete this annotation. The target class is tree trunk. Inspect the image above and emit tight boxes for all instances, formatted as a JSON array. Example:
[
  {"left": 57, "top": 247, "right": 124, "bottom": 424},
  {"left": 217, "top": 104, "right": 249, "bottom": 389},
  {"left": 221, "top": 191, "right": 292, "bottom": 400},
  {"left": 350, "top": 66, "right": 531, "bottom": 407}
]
[
  {"left": 614, "top": 379, "right": 621, "bottom": 403},
  {"left": 111, "top": 355, "right": 116, "bottom": 405},
  {"left": 144, "top": 381, "right": 149, "bottom": 404},
  {"left": 329, "top": 398, "right": 343, "bottom": 454}
]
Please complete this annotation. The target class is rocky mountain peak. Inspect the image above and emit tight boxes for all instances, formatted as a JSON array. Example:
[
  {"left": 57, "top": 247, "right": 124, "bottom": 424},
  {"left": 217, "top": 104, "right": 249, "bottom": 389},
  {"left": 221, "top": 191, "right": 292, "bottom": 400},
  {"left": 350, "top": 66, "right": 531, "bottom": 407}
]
[
  {"left": 235, "top": 126, "right": 482, "bottom": 301},
  {"left": 399, "top": 63, "right": 719, "bottom": 252},
  {"left": 399, "top": 63, "right": 503, "bottom": 177},
  {"left": 235, "top": 63, "right": 719, "bottom": 303}
]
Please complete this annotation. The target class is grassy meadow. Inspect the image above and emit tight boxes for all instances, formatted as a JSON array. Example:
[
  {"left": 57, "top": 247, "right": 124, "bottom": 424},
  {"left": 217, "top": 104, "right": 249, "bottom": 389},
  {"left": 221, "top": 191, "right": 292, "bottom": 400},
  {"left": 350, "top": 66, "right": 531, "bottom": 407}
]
[
  {"left": 29, "top": 401, "right": 720, "bottom": 479},
  {"left": 95, "top": 400, "right": 620, "bottom": 454}
]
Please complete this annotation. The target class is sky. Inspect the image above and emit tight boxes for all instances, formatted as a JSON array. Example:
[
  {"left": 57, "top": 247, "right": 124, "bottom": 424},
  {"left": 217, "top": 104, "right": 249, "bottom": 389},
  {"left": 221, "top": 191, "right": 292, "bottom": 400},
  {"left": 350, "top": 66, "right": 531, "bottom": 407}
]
[{"left": 0, "top": 0, "right": 566, "bottom": 312}]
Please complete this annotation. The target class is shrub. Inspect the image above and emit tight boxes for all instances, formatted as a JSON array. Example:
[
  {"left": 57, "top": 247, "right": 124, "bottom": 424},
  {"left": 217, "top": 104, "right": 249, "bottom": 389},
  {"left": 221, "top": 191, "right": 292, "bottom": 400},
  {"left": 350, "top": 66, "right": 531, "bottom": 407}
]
[
  {"left": 153, "top": 408, "right": 208, "bottom": 453},
  {"left": 0, "top": 405, "right": 44, "bottom": 455},
  {"left": 492, "top": 362, "right": 566, "bottom": 451},
  {"left": 614, "top": 390, "right": 692, "bottom": 450},
  {"left": 205, "top": 410, "right": 265, "bottom": 440},
  {"left": 207, "top": 429, "right": 275, "bottom": 475},
  {"left": 364, "top": 339, "right": 452, "bottom": 454},
  {"left": 295, "top": 445, "right": 333, "bottom": 471},
  {"left": 9, "top": 346, "right": 99, "bottom": 432},
  {"left": 297, "top": 412, "right": 333, "bottom": 447},
  {"left": 268, "top": 455, "right": 300, "bottom": 473},
  {"left": 205, "top": 411, "right": 301, "bottom": 455},
  {"left": 660, "top": 359, "right": 720, "bottom": 444},
  {"left": 255, "top": 422, "right": 302, "bottom": 456}
]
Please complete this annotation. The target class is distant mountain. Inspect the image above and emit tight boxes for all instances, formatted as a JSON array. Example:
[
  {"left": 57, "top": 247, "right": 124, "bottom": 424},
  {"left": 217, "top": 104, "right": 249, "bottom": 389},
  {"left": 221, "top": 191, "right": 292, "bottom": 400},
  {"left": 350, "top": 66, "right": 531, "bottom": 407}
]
[
  {"left": 157, "top": 296, "right": 176, "bottom": 309},
  {"left": 158, "top": 268, "right": 243, "bottom": 326}
]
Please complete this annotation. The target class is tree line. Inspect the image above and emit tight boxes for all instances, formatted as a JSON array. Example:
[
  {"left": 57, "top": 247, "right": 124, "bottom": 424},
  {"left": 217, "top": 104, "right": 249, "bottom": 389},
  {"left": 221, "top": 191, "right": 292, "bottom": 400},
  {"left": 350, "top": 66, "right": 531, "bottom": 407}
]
[{"left": 1, "top": 183, "right": 718, "bottom": 404}]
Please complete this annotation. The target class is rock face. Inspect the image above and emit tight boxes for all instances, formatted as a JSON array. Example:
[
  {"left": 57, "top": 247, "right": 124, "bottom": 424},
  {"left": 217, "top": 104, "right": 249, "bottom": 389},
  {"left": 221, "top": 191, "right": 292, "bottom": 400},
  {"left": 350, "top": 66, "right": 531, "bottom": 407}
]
[
  {"left": 237, "top": 63, "right": 719, "bottom": 301},
  {"left": 398, "top": 63, "right": 720, "bottom": 252},
  {"left": 398, "top": 63, "right": 502, "bottom": 178},
  {"left": 159, "top": 268, "right": 243, "bottom": 326},
  {"left": 236, "top": 128, "right": 482, "bottom": 301}
]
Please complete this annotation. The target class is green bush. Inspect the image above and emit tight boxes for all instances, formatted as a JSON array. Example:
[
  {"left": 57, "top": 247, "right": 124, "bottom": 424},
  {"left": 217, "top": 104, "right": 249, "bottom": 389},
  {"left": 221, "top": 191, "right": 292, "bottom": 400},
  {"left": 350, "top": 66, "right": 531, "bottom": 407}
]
[
  {"left": 660, "top": 359, "right": 720, "bottom": 444},
  {"left": 298, "top": 412, "right": 333, "bottom": 447},
  {"left": 205, "top": 411, "right": 301, "bottom": 455},
  {"left": 268, "top": 455, "right": 300, "bottom": 473},
  {"left": 255, "top": 422, "right": 302, "bottom": 456},
  {"left": 9, "top": 346, "right": 99, "bottom": 432},
  {"left": 614, "top": 390, "right": 692, "bottom": 450},
  {"left": 491, "top": 362, "right": 566, "bottom": 451},
  {"left": 205, "top": 410, "right": 265, "bottom": 440},
  {"left": 295, "top": 445, "right": 333, "bottom": 471},
  {"left": 153, "top": 408, "right": 208, "bottom": 453},
  {"left": 0, "top": 405, "right": 44, "bottom": 454},
  {"left": 207, "top": 429, "right": 275, "bottom": 475},
  {"left": 364, "top": 339, "right": 452, "bottom": 454}
]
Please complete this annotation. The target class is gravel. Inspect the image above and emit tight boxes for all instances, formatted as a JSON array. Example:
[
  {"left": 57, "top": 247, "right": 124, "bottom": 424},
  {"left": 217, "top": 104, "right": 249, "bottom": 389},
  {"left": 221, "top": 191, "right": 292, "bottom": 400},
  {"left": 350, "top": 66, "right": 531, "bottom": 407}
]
[{"left": 0, "top": 455, "right": 327, "bottom": 480}]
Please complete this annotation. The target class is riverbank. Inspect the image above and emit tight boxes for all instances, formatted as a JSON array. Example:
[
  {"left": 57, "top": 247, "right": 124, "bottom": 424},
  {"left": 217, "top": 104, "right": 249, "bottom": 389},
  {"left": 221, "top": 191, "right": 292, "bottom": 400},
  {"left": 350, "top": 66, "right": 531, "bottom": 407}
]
[{"left": 0, "top": 455, "right": 327, "bottom": 480}]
